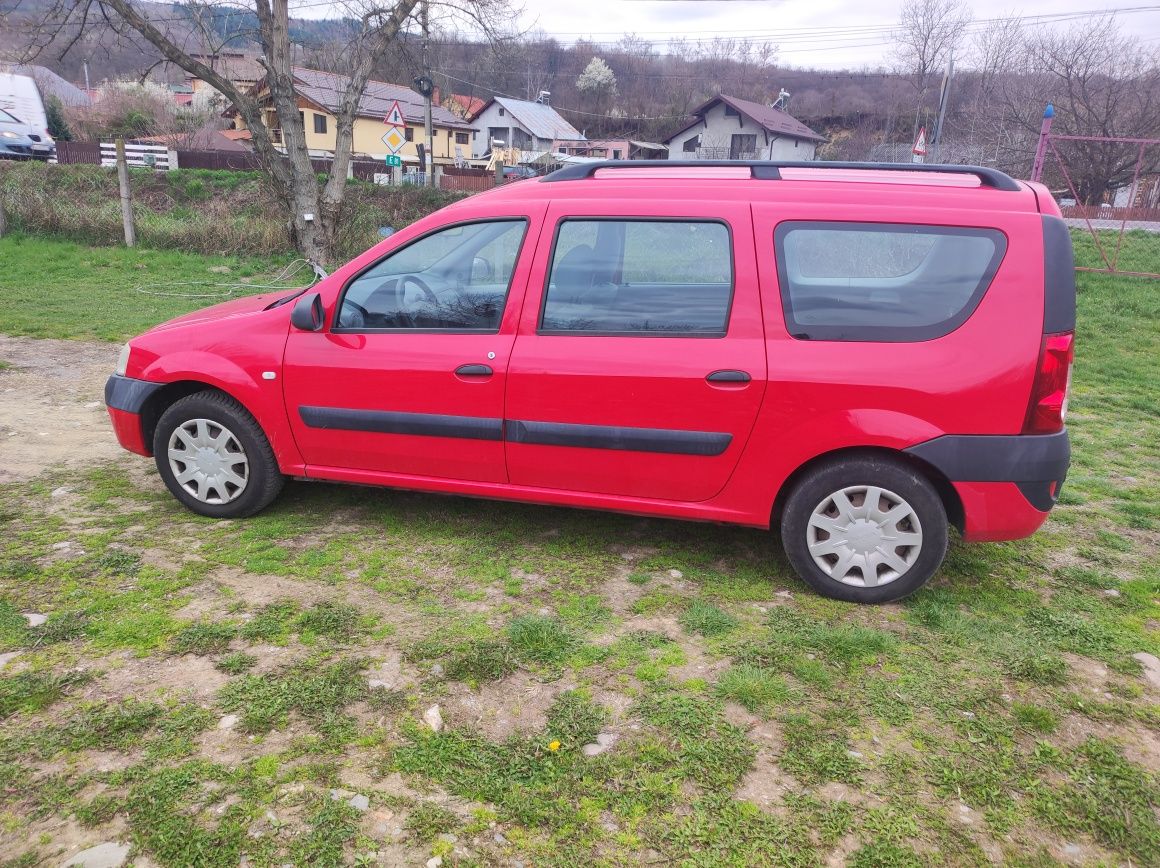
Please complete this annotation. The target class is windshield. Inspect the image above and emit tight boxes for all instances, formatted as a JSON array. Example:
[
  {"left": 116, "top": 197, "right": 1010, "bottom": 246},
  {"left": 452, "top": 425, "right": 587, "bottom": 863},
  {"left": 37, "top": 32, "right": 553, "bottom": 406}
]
[{"left": 0, "top": 109, "right": 21, "bottom": 124}]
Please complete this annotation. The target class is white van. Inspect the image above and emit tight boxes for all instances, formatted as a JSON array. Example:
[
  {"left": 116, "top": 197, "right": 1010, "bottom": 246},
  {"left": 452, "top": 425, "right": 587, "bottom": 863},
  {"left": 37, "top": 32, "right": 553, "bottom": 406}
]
[{"left": 0, "top": 72, "right": 55, "bottom": 159}]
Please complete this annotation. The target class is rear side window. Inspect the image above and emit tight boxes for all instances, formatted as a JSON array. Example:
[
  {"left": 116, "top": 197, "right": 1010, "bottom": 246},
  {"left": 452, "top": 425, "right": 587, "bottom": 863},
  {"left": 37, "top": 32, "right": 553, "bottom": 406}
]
[
  {"left": 775, "top": 222, "right": 1007, "bottom": 342},
  {"left": 540, "top": 219, "right": 733, "bottom": 336}
]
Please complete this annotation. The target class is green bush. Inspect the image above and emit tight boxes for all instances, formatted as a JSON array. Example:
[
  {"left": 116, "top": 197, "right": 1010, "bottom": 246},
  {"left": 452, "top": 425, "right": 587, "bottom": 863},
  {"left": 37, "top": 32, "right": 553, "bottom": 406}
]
[{"left": 0, "top": 161, "right": 468, "bottom": 263}]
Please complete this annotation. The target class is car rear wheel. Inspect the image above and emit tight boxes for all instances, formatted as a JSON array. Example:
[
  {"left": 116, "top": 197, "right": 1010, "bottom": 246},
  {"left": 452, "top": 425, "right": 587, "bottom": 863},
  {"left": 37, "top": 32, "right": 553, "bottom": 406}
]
[
  {"left": 780, "top": 456, "right": 948, "bottom": 603},
  {"left": 153, "top": 391, "right": 284, "bottom": 518}
]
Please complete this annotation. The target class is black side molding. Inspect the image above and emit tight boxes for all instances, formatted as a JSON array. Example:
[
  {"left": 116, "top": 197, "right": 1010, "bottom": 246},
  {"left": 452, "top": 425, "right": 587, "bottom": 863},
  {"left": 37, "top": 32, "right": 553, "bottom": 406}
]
[
  {"left": 905, "top": 431, "right": 1070, "bottom": 511},
  {"left": 299, "top": 406, "right": 503, "bottom": 441},
  {"left": 507, "top": 419, "right": 732, "bottom": 456},
  {"left": 1041, "top": 215, "right": 1077, "bottom": 333},
  {"left": 105, "top": 374, "right": 163, "bottom": 414}
]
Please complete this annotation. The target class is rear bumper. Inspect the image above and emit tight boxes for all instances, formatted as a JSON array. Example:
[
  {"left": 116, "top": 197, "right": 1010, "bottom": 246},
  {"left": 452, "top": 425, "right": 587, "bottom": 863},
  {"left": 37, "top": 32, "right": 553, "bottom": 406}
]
[
  {"left": 905, "top": 431, "right": 1069, "bottom": 541},
  {"left": 105, "top": 375, "right": 162, "bottom": 456}
]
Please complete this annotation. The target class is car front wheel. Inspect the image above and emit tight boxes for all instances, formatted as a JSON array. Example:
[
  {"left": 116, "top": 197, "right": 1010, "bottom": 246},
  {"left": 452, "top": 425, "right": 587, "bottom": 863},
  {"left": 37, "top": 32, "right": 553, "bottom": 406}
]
[
  {"left": 780, "top": 456, "right": 948, "bottom": 603},
  {"left": 153, "top": 390, "right": 284, "bottom": 518}
]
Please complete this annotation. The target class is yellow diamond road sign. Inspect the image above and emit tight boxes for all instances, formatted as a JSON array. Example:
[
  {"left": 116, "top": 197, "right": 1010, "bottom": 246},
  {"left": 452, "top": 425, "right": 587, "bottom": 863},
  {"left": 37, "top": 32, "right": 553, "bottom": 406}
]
[{"left": 381, "top": 126, "right": 406, "bottom": 154}]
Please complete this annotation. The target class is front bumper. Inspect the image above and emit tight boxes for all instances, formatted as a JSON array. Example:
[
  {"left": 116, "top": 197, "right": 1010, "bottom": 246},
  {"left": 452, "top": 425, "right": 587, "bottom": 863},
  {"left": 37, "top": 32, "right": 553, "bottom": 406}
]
[
  {"left": 0, "top": 142, "right": 33, "bottom": 158},
  {"left": 905, "top": 431, "right": 1070, "bottom": 542},
  {"left": 105, "top": 374, "right": 163, "bottom": 456}
]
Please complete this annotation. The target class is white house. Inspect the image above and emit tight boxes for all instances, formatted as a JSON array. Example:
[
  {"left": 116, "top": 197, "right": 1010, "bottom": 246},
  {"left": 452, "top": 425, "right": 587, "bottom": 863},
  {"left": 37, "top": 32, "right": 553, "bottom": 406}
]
[
  {"left": 664, "top": 94, "right": 825, "bottom": 161},
  {"left": 468, "top": 96, "right": 585, "bottom": 159}
]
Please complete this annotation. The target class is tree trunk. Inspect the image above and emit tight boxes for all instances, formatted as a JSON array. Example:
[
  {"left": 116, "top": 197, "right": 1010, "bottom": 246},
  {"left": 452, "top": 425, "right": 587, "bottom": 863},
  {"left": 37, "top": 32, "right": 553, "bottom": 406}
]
[{"left": 87, "top": 0, "right": 421, "bottom": 265}]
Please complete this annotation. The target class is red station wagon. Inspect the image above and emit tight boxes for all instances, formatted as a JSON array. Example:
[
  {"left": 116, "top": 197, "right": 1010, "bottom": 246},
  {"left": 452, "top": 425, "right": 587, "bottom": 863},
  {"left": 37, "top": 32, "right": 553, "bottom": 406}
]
[{"left": 105, "top": 161, "right": 1075, "bottom": 603}]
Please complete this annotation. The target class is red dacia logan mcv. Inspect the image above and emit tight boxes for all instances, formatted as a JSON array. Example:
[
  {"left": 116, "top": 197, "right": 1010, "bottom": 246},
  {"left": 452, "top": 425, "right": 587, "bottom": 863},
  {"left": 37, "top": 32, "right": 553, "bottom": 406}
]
[{"left": 105, "top": 161, "right": 1075, "bottom": 603}]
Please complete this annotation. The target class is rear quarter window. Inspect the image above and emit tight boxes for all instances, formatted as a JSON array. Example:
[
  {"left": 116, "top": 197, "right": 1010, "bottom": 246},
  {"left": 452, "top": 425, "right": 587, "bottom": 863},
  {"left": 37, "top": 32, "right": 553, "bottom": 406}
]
[{"left": 774, "top": 222, "right": 1007, "bottom": 342}]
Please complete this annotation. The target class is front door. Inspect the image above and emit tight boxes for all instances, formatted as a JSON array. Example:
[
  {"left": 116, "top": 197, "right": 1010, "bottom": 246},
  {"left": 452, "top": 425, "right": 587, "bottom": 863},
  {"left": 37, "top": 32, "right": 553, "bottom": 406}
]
[
  {"left": 283, "top": 218, "right": 533, "bottom": 483},
  {"left": 504, "top": 202, "right": 767, "bottom": 502}
]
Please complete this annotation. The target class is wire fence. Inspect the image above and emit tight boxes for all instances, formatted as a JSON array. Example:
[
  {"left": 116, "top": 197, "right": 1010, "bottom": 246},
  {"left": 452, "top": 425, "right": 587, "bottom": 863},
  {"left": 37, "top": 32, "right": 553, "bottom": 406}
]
[{"left": 1031, "top": 129, "right": 1160, "bottom": 279}]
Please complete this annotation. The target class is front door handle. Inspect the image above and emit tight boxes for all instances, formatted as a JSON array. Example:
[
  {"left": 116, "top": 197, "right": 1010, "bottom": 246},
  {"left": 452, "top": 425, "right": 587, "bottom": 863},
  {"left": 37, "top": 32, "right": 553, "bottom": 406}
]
[
  {"left": 455, "top": 364, "right": 493, "bottom": 377},
  {"left": 706, "top": 370, "right": 751, "bottom": 383}
]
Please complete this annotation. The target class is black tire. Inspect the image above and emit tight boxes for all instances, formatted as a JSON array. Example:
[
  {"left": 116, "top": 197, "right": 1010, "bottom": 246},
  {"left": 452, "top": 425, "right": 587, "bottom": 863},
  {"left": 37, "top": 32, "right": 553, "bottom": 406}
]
[
  {"left": 153, "top": 390, "right": 285, "bottom": 518},
  {"left": 780, "top": 455, "right": 948, "bottom": 604}
]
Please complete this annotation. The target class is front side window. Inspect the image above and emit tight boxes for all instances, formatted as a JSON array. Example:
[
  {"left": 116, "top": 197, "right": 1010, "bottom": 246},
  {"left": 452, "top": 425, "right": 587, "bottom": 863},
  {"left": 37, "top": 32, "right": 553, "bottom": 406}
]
[
  {"left": 336, "top": 220, "right": 527, "bottom": 331},
  {"left": 775, "top": 222, "right": 1007, "bottom": 342},
  {"left": 541, "top": 219, "right": 733, "bottom": 336},
  {"left": 313, "top": 113, "right": 327, "bottom": 134},
  {"left": 455, "top": 131, "right": 469, "bottom": 144}
]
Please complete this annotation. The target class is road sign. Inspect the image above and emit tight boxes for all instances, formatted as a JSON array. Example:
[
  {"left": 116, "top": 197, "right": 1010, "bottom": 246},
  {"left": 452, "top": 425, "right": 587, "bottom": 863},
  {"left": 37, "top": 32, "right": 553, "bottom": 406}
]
[
  {"left": 384, "top": 154, "right": 402, "bottom": 168},
  {"left": 381, "top": 126, "right": 406, "bottom": 155},
  {"left": 383, "top": 99, "right": 405, "bottom": 127},
  {"left": 912, "top": 126, "right": 927, "bottom": 163}
]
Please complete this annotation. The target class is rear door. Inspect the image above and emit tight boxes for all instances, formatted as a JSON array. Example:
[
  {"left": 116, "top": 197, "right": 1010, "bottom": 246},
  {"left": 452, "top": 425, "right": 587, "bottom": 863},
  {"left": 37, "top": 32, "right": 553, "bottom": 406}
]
[{"left": 504, "top": 200, "right": 766, "bottom": 502}]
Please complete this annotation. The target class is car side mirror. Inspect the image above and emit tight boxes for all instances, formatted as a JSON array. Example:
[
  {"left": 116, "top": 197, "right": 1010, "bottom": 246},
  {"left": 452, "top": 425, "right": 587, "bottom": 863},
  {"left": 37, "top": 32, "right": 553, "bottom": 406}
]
[{"left": 290, "top": 292, "right": 324, "bottom": 332}]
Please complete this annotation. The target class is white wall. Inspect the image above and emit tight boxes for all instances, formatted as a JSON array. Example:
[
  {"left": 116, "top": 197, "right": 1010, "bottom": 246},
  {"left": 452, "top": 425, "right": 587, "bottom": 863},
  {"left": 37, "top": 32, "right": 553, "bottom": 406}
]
[{"left": 469, "top": 101, "right": 512, "bottom": 158}]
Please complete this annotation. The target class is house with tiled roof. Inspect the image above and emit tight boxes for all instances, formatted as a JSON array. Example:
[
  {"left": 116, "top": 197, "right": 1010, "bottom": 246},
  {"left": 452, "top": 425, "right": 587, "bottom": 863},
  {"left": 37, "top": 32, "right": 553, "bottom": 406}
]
[
  {"left": 225, "top": 67, "right": 475, "bottom": 164},
  {"left": 467, "top": 96, "right": 585, "bottom": 159},
  {"left": 663, "top": 94, "right": 825, "bottom": 161}
]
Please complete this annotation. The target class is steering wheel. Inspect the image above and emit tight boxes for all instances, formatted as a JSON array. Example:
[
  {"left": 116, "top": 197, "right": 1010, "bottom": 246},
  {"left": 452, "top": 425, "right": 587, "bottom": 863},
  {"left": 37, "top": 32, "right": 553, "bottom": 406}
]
[
  {"left": 399, "top": 274, "right": 438, "bottom": 307},
  {"left": 337, "top": 300, "right": 368, "bottom": 329}
]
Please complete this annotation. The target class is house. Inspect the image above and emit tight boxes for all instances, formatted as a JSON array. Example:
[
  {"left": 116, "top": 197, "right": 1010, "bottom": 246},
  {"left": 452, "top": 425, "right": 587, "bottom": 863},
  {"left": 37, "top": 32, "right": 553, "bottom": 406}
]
[
  {"left": 468, "top": 96, "right": 585, "bottom": 159},
  {"left": 186, "top": 52, "right": 264, "bottom": 98},
  {"left": 443, "top": 93, "right": 486, "bottom": 119},
  {"left": 664, "top": 94, "right": 825, "bottom": 161},
  {"left": 225, "top": 67, "right": 475, "bottom": 164},
  {"left": 557, "top": 139, "right": 669, "bottom": 160}
]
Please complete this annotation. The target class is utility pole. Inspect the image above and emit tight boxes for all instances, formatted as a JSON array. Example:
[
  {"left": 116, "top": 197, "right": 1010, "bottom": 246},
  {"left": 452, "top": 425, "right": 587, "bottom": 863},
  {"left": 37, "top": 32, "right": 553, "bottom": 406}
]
[
  {"left": 422, "top": 0, "right": 434, "bottom": 188},
  {"left": 931, "top": 51, "right": 954, "bottom": 163},
  {"left": 115, "top": 138, "right": 136, "bottom": 247}
]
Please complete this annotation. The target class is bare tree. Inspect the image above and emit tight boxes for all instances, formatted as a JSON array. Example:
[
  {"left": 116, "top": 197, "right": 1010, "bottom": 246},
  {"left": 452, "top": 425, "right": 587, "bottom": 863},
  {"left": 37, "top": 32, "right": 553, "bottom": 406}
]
[
  {"left": 23, "top": 0, "right": 512, "bottom": 262},
  {"left": 991, "top": 14, "right": 1160, "bottom": 202},
  {"left": 894, "top": 0, "right": 971, "bottom": 137}
]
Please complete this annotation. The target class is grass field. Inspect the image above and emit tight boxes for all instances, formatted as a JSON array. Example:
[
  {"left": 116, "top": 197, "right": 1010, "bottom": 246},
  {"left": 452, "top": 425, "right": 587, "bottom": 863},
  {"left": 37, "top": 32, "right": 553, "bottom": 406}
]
[{"left": 0, "top": 233, "right": 1157, "bottom": 866}]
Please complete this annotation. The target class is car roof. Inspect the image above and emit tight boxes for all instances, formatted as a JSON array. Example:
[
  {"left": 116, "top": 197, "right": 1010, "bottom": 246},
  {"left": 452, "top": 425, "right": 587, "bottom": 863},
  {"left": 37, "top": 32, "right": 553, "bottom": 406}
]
[{"left": 445, "top": 161, "right": 1042, "bottom": 215}]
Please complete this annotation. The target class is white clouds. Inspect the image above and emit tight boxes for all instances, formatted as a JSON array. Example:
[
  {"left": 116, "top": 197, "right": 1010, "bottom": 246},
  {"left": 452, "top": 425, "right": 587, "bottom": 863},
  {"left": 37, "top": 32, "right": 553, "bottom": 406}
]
[{"left": 513, "top": 0, "right": 1160, "bottom": 69}]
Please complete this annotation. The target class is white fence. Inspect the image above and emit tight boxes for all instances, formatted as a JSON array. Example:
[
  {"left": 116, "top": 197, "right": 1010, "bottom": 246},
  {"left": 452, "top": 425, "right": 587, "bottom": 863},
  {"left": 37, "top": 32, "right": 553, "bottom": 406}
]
[{"left": 99, "top": 142, "right": 176, "bottom": 171}]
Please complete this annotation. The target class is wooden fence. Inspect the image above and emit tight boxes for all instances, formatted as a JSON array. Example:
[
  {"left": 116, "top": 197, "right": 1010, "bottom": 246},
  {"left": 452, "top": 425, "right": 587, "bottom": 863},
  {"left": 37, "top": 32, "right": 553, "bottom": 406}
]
[{"left": 99, "top": 141, "right": 175, "bottom": 170}]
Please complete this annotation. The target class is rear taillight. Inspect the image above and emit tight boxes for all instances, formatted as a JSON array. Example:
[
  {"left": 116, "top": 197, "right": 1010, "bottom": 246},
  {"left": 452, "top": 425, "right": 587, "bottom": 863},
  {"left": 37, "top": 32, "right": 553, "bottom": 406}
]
[{"left": 1023, "top": 331, "right": 1074, "bottom": 434}]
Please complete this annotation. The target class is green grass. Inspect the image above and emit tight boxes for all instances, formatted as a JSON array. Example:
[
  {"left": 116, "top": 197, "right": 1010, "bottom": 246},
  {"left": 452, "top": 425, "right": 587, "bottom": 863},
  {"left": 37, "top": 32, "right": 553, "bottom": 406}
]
[
  {"left": 0, "top": 234, "right": 296, "bottom": 342},
  {"left": 679, "top": 599, "right": 740, "bottom": 637},
  {"left": 0, "top": 229, "right": 1158, "bottom": 864}
]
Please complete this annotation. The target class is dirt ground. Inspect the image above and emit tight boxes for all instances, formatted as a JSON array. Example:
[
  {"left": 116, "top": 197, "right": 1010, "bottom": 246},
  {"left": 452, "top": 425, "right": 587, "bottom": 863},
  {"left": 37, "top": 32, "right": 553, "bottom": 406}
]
[{"left": 0, "top": 335, "right": 122, "bottom": 483}]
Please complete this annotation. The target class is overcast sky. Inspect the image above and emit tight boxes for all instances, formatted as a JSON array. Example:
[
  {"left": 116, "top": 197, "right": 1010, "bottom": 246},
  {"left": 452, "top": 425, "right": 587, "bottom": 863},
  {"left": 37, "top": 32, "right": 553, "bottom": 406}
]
[{"left": 476, "top": 1, "right": 1160, "bottom": 70}]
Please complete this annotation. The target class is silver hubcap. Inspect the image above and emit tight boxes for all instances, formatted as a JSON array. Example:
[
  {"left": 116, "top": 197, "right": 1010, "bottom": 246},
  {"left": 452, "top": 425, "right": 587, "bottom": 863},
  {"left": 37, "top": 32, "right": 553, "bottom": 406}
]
[
  {"left": 807, "top": 485, "right": 923, "bottom": 588},
  {"left": 167, "top": 418, "right": 249, "bottom": 505}
]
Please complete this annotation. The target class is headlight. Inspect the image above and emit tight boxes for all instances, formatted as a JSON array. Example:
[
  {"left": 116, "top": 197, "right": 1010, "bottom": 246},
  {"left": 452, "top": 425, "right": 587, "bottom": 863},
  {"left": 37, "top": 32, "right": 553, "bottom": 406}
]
[
  {"left": 115, "top": 343, "right": 132, "bottom": 377},
  {"left": 0, "top": 131, "right": 20, "bottom": 139}
]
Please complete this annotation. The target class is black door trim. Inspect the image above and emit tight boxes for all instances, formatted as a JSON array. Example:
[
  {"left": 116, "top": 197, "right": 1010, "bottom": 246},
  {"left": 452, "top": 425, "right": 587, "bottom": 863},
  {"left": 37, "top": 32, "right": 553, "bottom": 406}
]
[
  {"left": 506, "top": 419, "right": 732, "bottom": 456},
  {"left": 299, "top": 406, "right": 503, "bottom": 441},
  {"left": 300, "top": 407, "right": 734, "bottom": 455}
]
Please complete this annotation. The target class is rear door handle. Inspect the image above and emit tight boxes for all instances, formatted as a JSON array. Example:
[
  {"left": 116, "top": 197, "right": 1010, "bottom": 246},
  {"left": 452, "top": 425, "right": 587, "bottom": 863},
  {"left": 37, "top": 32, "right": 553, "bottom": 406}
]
[
  {"left": 455, "top": 364, "right": 493, "bottom": 377},
  {"left": 706, "top": 370, "right": 751, "bottom": 383}
]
